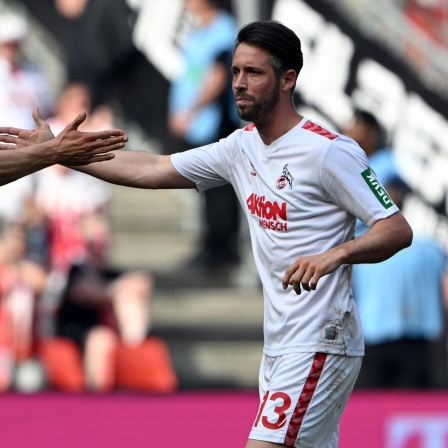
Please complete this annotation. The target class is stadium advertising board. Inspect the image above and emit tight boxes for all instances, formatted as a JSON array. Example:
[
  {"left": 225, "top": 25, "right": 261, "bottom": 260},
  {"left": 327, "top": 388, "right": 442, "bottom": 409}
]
[{"left": 2, "top": 391, "right": 448, "bottom": 447}]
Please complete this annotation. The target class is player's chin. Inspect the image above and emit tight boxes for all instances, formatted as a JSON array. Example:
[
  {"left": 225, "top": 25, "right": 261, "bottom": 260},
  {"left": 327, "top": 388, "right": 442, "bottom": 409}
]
[{"left": 237, "top": 107, "right": 253, "bottom": 122}]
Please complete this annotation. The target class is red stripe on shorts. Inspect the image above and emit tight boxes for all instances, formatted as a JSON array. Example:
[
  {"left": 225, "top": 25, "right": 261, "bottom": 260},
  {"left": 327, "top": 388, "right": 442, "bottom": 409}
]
[{"left": 284, "top": 352, "right": 328, "bottom": 447}]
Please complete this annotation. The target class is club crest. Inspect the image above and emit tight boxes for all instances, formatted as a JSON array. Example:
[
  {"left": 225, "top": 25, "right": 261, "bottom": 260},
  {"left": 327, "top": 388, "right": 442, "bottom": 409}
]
[{"left": 276, "top": 164, "right": 293, "bottom": 190}]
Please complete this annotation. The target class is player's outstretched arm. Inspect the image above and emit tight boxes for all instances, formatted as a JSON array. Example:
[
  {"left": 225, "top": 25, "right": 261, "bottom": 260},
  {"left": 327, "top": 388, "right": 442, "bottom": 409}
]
[
  {"left": 27, "top": 108, "right": 194, "bottom": 189},
  {"left": 282, "top": 211, "right": 413, "bottom": 295},
  {"left": 0, "top": 108, "right": 128, "bottom": 185},
  {"left": 75, "top": 149, "right": 196, "bottom": 190}
]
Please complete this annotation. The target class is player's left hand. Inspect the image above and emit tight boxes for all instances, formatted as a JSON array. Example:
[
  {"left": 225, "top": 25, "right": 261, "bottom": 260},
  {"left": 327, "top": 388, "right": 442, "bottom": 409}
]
[
  {"left": 282, "top": 250, "right": 342, "bottom": 295},
  {"left": 0, "top": 107, "right": 55, "bottom": 149}
]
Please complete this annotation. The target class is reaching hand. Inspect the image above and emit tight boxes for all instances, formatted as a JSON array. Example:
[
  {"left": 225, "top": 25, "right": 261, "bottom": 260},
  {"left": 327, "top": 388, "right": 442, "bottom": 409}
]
[
  {"left": 0, "top": 107, "right": 55, "bottom": 149},
  {"left": 0, "top": 107, "right": 128, "bottom": 165},
  {"left": 52, "top": 110, "right": 128, "bottom": 166}
]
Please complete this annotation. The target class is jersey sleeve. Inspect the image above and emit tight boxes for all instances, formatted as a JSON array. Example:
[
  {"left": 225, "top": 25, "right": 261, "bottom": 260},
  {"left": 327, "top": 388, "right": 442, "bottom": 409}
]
[
  {"left": 170, "top": 131, "right": 238, "bottom": 192},
  {"left": 320, "top": 136, "right": 399, "bottom": 228}
]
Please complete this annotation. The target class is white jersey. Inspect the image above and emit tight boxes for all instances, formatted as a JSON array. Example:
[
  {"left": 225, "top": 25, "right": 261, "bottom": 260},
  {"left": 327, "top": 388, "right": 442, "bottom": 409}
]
[
  {"left": 171, "top": 117, "right": 399, "bottom": 357},
  {"left": 0, "top": 58, "right": 53, "bottom": 128}
]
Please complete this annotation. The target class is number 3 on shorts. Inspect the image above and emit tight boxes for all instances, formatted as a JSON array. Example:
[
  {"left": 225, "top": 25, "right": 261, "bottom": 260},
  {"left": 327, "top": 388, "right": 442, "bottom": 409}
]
[{"left": 254, "top": 391, "right": 292, "bottom": 430}]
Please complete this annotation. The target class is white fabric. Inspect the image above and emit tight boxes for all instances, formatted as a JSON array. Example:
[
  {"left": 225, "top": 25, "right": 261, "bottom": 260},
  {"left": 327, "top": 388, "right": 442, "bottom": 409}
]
[
  {"left": 0, "top": 59, "right": 52, "bottom": 128},
  {"left": 0, "top": 175, "right": 34, "bottom": 221},
  {"left": 35, "top": 166, "right": 110, "bottom": 215},
  {"left": 249, "top": 352, "right": 362, "bottom": 447},
  {"left": 171, "top": 117, "right": 399, "bottom": 357}
]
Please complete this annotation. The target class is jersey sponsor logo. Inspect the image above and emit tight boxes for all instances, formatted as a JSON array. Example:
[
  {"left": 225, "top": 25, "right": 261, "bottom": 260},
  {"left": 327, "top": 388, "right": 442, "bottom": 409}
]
[
  {"left": 259, "top": 220, "right": 288, "bottom": 231},
  {"left": 277, "top": 164, "right": 293, "bottom": 190},
  {"left": 302, "top": 120, "right": 338, "bottom": 140},
  {"left": 244, "top": 123, "right": 256, "bottom": 131},
  {"left": 361, "top": 169, "right": 394, "bottom": 209},
  {"left": 247, "top": 193, "right": 288, "bottom": 232}
]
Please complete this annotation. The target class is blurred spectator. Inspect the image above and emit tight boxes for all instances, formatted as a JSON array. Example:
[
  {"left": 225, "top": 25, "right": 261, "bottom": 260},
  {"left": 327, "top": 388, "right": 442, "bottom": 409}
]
[
  {"left": 39, "top": 212, "right": 178, "bottom": 393},
  {"left": 342, "top": 108, "right": 399, "bottom": 236},
  {"left": 353, "top": 177, "right": 448, "bottom": 388},
  {"left": 168, "top": 0, "right": 241, "bottom": 275},
  {"left": 0, "top": 11, "right": 54, "bottom": 228},
  {"left": 0, "top": 11, "right": 53, "bottom": 128},
  {"left": 47, "top": 81, "right": 115, "bottom": 135},
  {"left": 0, "top": 221, "right": 48, "bottom": 392},
  {"left": 30, "top": 81, "right": 116, "bottom": 346},
  {"left": 35, "top": 81, "right": 114, "bottom": 275}
]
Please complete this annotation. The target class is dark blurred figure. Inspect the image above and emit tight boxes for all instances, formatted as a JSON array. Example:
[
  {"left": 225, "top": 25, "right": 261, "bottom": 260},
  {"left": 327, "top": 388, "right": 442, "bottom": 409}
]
[
  {"left": 53, "top": 0, "right": 137, "bottom": 106},
  {"left": 168, "top": 0, "right": 241, "bottom": 274}
]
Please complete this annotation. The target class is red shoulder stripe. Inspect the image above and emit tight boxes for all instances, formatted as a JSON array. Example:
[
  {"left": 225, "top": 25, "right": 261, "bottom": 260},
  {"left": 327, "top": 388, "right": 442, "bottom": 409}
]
[{"left": 302, "top": 120, "right": 338, "bottom": 140}]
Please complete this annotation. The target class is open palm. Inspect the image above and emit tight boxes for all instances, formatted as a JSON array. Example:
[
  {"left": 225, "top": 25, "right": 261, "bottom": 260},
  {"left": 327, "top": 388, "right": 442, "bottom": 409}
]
[
  {"left": 18, "top": 108, "right": 55, "bottom": 146},
  {"left": 0, "top": 107, "right": 55, "bottom": 149},
  {"left": 0, "top": 107, "right": 126, "bottom": 166}
]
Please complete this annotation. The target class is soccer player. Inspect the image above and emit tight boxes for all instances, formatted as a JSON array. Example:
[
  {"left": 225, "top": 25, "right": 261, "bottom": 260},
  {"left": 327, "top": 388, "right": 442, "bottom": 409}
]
[
  {"left": 0, "top": 21, "right": 412, "bottom": 448},
  {"left": 0, "top": 108, "right": 126, "bottom": 186}
]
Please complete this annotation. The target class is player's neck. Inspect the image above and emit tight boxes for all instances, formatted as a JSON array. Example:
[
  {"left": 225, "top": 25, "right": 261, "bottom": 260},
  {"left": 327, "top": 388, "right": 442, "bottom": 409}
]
[{"left": 256, "top": 109, "right": 303, "bottom": 146}]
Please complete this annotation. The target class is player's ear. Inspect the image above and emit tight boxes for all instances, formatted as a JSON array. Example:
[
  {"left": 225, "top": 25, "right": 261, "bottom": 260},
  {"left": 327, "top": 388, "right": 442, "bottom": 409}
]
[{"left": 282, "top": 69, "right": 297, "bottom": 91}]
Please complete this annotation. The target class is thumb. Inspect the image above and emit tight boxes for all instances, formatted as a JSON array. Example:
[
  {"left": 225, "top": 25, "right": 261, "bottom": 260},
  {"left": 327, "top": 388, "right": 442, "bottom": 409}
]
[
  {"left": 32, "top": 107, "right": 47, "bottom": 128},
  {"left": 65, "top": 110, "right": 87, "bottom": 131}
]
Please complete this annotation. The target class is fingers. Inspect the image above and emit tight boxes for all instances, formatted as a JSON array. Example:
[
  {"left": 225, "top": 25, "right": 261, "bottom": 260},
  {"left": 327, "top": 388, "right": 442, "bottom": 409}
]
[
  {"left": 32, "top": 107, "right": 43, "bottom": 127},
  {"left": 32, "top": 107, "right": 53, "bottom": 131},
  {"left": 282, "top": 260, "right": 320, "bottom": 295},
  {"left": 61, "top": 128, "right": 126, "bottom": 144},
  {"left": 0, "top": 134, "right": 18, "bottom": 145},
  {"left": 82, "top": 129, "right": 126, "bottom": 141},
  {"left": 71, "top": 152, "right": 116, "bottom": 165},
  {"left": 85, "top": 140, "right": 126, "bottom": 156},
  {"left": 0, "top": 127, "right": 20, "bottom": 137},
  {"left": 65, "top": 141, "right": 125, "bottom": 166},
  {"left": 86, "top": 136, "right": 128, "bottom": 152}
]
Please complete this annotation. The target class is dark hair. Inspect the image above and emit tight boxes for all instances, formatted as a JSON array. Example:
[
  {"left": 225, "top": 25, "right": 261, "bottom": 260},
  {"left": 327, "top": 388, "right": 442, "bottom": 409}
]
[
  {"left": 235, "top": 21, "right": 303, "bottom": 79},
  {"left": 354, "top": 108, "right": 388, "bottom": 149}
]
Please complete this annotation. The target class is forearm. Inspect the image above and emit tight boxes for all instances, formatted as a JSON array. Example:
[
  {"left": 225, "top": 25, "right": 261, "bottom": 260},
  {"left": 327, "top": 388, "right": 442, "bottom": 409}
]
[
  {"left": 337, "top": 212, "right": 413, "bottom": 265},
  {"left": 282, "top": 211, "right": 413, "bottom": 294},
  {"left": 74, "top": 150, "right": 195, "bottom": 189},
  {"left": 0, "top": 146, "right": 53, "bottom": 186}
]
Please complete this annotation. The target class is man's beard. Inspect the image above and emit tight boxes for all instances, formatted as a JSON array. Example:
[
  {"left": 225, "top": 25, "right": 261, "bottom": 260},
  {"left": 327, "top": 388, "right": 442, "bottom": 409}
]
[{"left": 236, "top": 81, "right": 280, "bottom": 124}]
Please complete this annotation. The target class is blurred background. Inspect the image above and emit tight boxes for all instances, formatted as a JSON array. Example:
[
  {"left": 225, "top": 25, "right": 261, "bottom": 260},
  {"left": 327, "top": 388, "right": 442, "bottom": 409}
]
[{"left": 0, "top": 0, "right": 447, "bottom": 447}]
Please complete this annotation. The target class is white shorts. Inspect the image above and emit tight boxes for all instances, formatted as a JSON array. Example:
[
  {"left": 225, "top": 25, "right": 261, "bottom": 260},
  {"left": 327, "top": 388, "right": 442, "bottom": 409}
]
[{"left": 249, "top": 352, "right": 362, "bottom": 448}]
